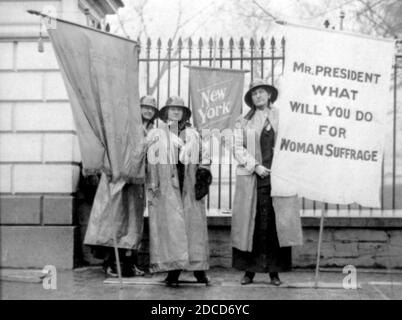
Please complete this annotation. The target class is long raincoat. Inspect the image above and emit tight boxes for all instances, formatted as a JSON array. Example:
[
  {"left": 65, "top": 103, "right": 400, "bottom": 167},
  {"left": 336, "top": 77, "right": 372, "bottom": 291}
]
[
  {"left": 84, "top": 125, "right": 153, "bottom": 250},
  {"left": 231, "top": 106, "right": 303, "bottom": 252},
  {"left": 147, "top": 123, "right": 210, "bottom": 272}
]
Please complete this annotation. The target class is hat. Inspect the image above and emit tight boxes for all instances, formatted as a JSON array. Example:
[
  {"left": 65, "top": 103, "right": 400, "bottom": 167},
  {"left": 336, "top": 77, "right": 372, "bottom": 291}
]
[
  {"left": 140, "top": 95, "right": 158, "bottom": 112},
  {"left": 158, "top": 96, "right": 192, "bottom": 122},
  {"left": 244, "top": 78, "right": 278, "bottom": 108}
]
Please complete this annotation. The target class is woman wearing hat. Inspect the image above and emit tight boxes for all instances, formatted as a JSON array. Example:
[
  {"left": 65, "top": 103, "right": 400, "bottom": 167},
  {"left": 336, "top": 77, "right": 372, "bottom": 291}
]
[
  {"left": 85, "top": 95, "right": 158, "bottom": 278},
  {"left": 146, "top": 96, "right": 211, "bottom": 286},
  {"left": 231, "top": 79, "right": 303, "bottom": 286},
  {"left": 140, "top": 95, "right": 158, "bottom": 132}
]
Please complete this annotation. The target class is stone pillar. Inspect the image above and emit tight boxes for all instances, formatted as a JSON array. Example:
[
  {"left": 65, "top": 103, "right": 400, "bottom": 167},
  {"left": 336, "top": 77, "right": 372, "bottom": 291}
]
[{"left": 0, "top": 0, "right": 124, "bottom": 269}]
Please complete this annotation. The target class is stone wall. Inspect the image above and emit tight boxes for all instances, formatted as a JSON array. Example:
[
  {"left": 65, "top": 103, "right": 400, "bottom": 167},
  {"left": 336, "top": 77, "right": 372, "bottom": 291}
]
[
  {"left": 0, "top": 37, "right": 80, "bottom": 269},
  {"left": 0, "top": 0, "right": 123, "bottom": 270},
  {"left": 293, "top": 218, "right": 402, "bottom": 269},
  {"left": 134, "top": 217, "right": 402, "bottom": 270}
]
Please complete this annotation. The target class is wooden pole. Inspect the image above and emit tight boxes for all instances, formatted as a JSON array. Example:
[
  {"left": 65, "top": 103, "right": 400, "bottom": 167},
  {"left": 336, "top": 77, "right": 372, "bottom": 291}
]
[
  {"left": 314, "top": 206, "right": 326, "bottom": 288},
  {"left": 107, "top": 181, "right": 124, "bottom": 289}
]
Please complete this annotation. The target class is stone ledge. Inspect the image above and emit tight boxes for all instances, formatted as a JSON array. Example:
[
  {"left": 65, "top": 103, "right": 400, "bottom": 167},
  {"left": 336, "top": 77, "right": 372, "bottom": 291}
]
[{"left": 203, "top": 216, "right": 402, "bottom": 228}]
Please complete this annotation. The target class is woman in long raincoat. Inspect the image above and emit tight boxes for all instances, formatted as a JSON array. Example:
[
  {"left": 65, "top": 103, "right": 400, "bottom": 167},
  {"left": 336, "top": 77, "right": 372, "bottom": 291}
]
[
  {"left": 84, "top": 95, "right": 158, "bottom": 277},
  {"left": 231, "top": 79, "right": 303, "bottom": 286},
  {"left": 147, "top": 96, "right": 211, "bottom": 286}
]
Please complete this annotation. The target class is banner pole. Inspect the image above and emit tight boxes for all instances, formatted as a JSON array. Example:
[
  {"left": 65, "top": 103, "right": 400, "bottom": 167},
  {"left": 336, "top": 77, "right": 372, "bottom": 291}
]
[
  {"left": 274, "top": 19, "right": 395, "bottom": 43},
  {"left": 314, "top": 205, "right": 326, "bottom": 288},
  {"left": 27, "top": 9, "right": 138, "bottom": 46},
  {"left": 107, "top": 181, "right": 124, "bottom": 289}
]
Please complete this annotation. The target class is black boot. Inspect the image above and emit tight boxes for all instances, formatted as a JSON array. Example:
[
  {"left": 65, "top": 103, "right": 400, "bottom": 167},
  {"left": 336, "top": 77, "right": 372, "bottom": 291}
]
[
  {"left": 122, "top": 251, "right": 145, "bottom": 277},
  {"left": 165, "top": 270, "right": 181, "bottom": 286},
  {"left": 241, "top": 271, "right": 255, "bottom": 285},
  {"left": 269, "top": 272, "right": 282, "bottom": 286},
  {"left": 193, "top": 271, "right": 209, "bottom": 285}
]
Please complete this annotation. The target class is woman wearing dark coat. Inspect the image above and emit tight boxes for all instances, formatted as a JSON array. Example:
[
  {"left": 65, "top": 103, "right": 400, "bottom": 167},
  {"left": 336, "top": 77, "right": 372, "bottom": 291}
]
[{"left": 231, "top": 79, "right": 303, "bottom": 286}]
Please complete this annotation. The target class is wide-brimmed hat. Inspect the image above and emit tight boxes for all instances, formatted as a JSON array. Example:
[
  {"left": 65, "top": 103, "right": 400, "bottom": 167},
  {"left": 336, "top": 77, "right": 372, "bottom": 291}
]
[
  {"left": 158, "top": 96, "right": 192, "bottom": 122},
  {"left": 244, "top": 78, "right": 278, "bottom": 108},
  {"left": 140, "top": 95, "right": 158, "bottom": 112}
]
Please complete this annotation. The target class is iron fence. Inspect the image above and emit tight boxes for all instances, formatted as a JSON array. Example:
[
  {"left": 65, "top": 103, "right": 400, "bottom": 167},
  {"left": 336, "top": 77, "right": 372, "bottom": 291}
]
[{"left": 137, "top": 36, "right": 402, "bottom": 216}]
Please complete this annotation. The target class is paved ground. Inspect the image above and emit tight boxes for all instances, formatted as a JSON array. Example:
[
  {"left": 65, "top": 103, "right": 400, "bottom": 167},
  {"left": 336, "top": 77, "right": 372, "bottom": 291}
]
[{"left": 1, "top": 267, "right": 402, "bottom": 300}]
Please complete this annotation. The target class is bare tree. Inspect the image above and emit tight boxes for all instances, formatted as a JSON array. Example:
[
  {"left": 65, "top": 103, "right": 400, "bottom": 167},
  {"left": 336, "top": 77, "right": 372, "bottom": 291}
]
[
  {"left": 110, "top": 0, "right": 219, "bottom": 94},
  {"left": 354, "top": 0, "right": 402, "bottom": 38}
]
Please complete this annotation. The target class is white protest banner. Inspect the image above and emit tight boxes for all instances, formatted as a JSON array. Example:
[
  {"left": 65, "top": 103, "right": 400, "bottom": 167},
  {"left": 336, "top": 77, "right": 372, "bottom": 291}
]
[
  {"left": 271, "top": 24, "right": 395, "bottom": 207},
  {"left": 188, "top": 66, "right": 247, "bottom": 130}
]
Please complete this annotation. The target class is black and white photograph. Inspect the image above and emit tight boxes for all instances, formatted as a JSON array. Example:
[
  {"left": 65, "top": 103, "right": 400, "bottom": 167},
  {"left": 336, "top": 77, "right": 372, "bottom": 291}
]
[{"left": 0, "top": 0, "right": 402, "bottom": 306}]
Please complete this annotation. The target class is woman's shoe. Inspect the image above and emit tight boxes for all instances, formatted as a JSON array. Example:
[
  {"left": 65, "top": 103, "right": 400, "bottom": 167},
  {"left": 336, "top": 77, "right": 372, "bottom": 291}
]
[
  {"left": 103, "top": 261, "right": 118, "bottom": 278},
  {"left": 164, "top": 270, "right": 181, "bottom": 286},
  {"left": 105, "top": 266, "right": 118, "bottom": 278},
  {"left": 133, "top": 265, "right": 145, "bottom": 276},
  {"left": 269, "top": 272, "right": 282, "bottom": 286},
  {"left": 241, "top": 271, "right": 255, "bottom": 285},
  {"left": 121, "top": 250, "right": 145, "bottom": 277},
  {"left": 193, "top": 271, "right": 209, "bottom": 285}
]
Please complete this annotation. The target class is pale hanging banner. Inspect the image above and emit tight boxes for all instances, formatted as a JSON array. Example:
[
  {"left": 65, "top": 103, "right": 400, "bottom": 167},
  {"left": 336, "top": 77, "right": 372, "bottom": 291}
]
[
  {"left": 270, "top": 23, "right": 394, "bottom": 208},
  {"left": 47, "top": 19, "right": 145, "bottom": 182}
]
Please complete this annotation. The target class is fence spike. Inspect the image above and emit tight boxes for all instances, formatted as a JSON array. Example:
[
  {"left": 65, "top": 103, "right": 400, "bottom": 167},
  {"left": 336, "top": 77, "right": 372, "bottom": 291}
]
[
  {"left": 239, "top": 37, "right": 244, "bottom": 49},
  {"left": 198, "top": 37, "right": 203, "bottom": 49},
  {"left": 229, "top": 37, "right": 234, "bottom": 49},
  {"left": 178, "top": 37, "right": 183, "bottom": 49},
  {"left": 188, "top": 37, "right": 193, "bottom": 49},
  {"left": 167, "top": 38, "right": 172, "bottom": 49},
  {"left": 146, "top": 37, "right": 151, "bottom": 49},
  {"left": 281, "top": 36, "right": 286, "bottom": 48},
  {"left": 219, "top": 38, "right": 224, "bottom": 49},
  {"left": 250, "top": 37, "right": 255, "bottom": 48},
  {"left": 208, "top": 37, "right": 214, "bottom": 49},
  {"left": 270, "top": 36, "right": 276, "bottom": 48},
  {"left": 260, "top": 37, "right": 265, "bottom": 49},
  {"left": 157, "top": 38, "right": 162, "bottom": 49}
]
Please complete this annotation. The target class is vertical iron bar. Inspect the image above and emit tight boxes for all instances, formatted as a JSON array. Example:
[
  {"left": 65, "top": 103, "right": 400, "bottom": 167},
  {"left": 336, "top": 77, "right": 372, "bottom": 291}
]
[
  {"left": 260, "top": 38, "right": 265, "bottom": 79},
  {"left": 167, "top": 38, "right": 172, "bottom": 97},
  {"left": 156, "top": 38, "right": 161, "bottom": 127},
  {"left": 178, "top": 37, "right": 182, "bottom": 95},
  {"left": 229, "top": 37, "right": 234, "bottom": 210},
  {"left": 240, "top": 38, "right": 244, "bottom": 69},
  {"left": 198, "top": 38, "right": 203, "bottom": 66},
  {"left": 208, "top": 37, "right": 213, "bottom": 66},
  {"left": 250, "top": 38, "right": 254, "bottom": 82},
  {"left": 281, "top": 37, "right": 285, "bottom": 74},
  {"left": 240, "top": 38, "right": 244, "bottom": 115},
  {"left": 197, "top": 37, "right": 209, "bottom": 209},
  {"left": 187, "top": 38, "right": 193, "bottom": 110},
  {"left": 146, "top": 38, "right": 151, "bottom": 94},
  {"left": 270, "top": 37, "right": 275, "bottom": 84},
  {"left": 218, "top": 38, "right": 223, "bottom": 210},
  {"left": 392, "top": 62, "right": 397, "bottom": 209}
]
